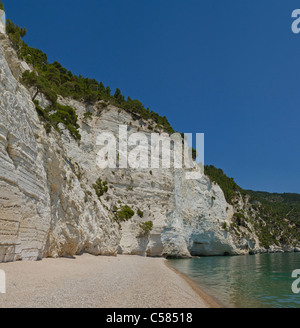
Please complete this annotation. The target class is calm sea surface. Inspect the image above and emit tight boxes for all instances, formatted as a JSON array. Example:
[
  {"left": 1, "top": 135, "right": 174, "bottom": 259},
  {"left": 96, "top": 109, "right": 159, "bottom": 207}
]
[{"left": 168, "top": 253, "right": 300, "bottom": 308}]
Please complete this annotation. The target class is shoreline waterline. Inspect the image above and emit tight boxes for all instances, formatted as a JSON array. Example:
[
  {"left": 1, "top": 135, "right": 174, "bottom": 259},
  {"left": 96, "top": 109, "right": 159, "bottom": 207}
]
[
  {"left": 164, "top": 259, "right": 225, "bottom": 308},
  {"left": 168, "top": 253, "right": 300, "bottom": 308}
]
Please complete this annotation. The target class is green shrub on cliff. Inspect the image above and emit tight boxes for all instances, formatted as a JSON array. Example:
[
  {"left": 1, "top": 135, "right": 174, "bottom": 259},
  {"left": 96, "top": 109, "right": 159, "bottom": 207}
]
[
  {"left": 115, "top": 206, "right": 135, "bottom": 222},
  {"left": 47, "top": 103, "right": 81, "bottom": 140},
  {"left": 93, "top": 178, "right": 108, "bottom": 198},
  {"left": 32, "top": 99, "right": 81, "bottom": 140},
  {"left": 232, "top": 212, "right": 247, "bottom": 227},
  {"left": 137, "top": 208, "right": 144, "bottom": 218},
  {"left": 139, "top": 221, "right": 153, "bottom": 236}
]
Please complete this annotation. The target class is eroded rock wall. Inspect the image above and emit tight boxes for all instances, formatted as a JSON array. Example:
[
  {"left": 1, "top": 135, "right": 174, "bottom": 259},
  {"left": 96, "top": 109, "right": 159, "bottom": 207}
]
[
  {"left": 0, "top": 30, "right": 268, "bottom": 263},
  {"left": 0, "top": 34, "right": 120, "bottom": 262}
]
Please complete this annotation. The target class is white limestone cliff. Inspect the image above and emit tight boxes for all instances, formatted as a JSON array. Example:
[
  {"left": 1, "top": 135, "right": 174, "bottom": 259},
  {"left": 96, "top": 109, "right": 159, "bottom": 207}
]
[
  {"left": 0, "top": 10, "right": 5, "bottom": 35},
  {"left": 0, "top": 27, "right": 279, "bottom": 263},
  {"left": 0, "top": 32, "right": 120, "bottom": 262}
]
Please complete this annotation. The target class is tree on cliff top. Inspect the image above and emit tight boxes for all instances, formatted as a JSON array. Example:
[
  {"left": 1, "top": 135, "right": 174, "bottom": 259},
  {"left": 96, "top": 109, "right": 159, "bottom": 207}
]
[
  {"left": 6, "top": 19, "right": 27, "bottom": 54},
  {"left": 22, "top": 70, "right": 57, "bottom": 103},
  {"left": 9, "top": 15, "right": 175, "bottom": 134}
]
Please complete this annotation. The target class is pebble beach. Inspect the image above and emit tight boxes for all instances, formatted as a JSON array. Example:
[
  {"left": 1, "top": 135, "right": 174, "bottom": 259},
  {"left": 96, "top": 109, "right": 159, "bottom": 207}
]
[{"left": 0, "top": 254, "right": 220, "bottom": 308}]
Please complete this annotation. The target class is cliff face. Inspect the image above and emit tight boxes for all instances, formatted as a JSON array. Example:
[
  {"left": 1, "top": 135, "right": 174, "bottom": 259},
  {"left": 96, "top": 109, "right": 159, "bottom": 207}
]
[
  {"left": 0, "top": 38, "right": 50, "bottom": 261},
  {"left": 55, "top": 98, "right": 242, "bottom": 258},
  {"left": 0, "top": 30, "right": 294, "bottom": 263},
  {"left": 0, "top": 10, "right": 4, "bottom": 35},
  {"left": 0, "top": 34, "right": 120, "bottom": 262}
]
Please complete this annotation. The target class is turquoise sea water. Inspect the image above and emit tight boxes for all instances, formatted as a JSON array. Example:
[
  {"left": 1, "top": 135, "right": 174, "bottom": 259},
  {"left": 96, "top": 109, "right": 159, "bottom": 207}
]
[{"left": 168, "top": 253, "right": 300, "bottom": 308}]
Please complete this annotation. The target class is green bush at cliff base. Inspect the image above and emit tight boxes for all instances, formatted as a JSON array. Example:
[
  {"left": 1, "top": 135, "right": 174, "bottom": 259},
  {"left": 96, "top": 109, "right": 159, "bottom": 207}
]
[{"left": 139, "top": 221, "right": 153, "bottom": 235}]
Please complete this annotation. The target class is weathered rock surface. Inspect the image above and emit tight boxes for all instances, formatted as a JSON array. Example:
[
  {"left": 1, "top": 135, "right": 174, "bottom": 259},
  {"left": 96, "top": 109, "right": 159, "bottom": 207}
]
[{"left": 0, "top": 33, "right": 120, "bottom": 262}]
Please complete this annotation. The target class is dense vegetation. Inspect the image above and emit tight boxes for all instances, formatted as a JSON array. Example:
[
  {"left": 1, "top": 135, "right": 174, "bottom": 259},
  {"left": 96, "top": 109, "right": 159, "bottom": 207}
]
[
  {"left": 205, "top": 165, "right": 300, "bottom": 249},
  {"left": 0, "top": 1, "right": 4, "bottom": 11},
  {"left": 246, "top": 190, "right": 300, "bottom": 222},
  {"left": 5, "top": 16, "right": 175, "bottom": 136},
  {"left": 245, "top": 190, "right": 300, "bottom": 248},
  {"left": 204, "top": 165, "right": 242, "bottom": 204}
]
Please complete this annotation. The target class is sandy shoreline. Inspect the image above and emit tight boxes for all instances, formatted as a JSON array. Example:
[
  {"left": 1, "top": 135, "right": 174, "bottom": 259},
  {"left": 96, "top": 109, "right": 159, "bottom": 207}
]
[
  {"left": 0, "top": 254, "right": 220, "bottom": 308},
  {"left": 164, "top": 261, "right": 224, "bottom": 308}
]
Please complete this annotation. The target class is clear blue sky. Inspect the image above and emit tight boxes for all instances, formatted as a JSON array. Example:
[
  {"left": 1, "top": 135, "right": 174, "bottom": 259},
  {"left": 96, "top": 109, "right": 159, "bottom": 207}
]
[{"left": 4, "top": 0, "right": 300, "bottom": 193}]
